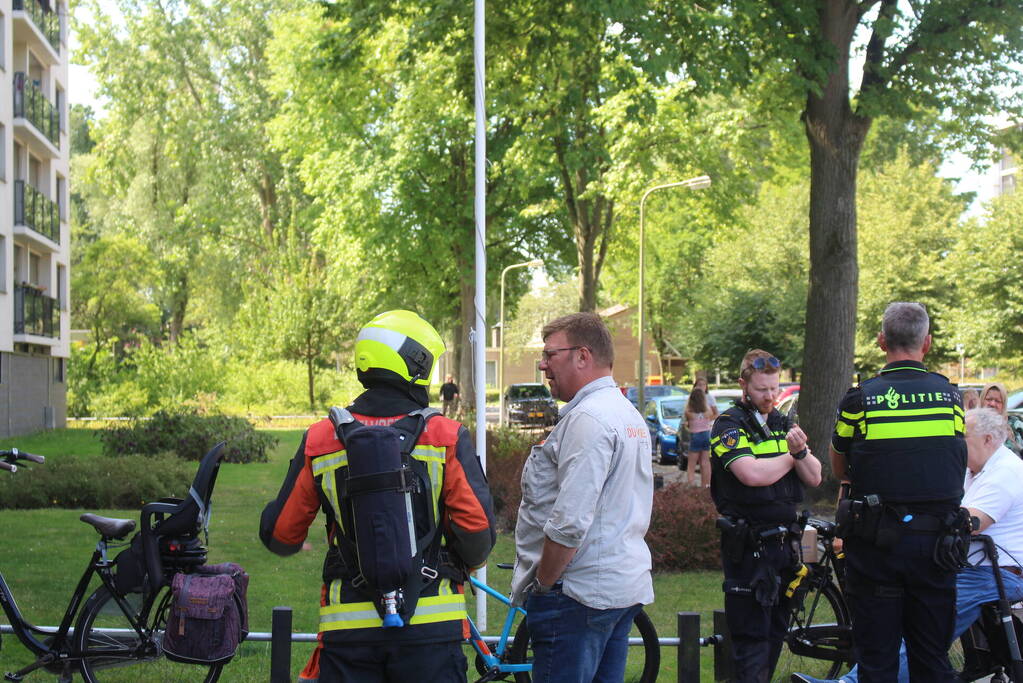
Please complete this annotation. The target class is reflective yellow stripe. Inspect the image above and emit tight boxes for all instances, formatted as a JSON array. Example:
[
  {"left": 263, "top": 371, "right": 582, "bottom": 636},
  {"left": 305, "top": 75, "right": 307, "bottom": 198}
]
[
  {"left": 835, "top": 421, "right": 856, "bottom": 438},
  {"left": 411, "top": 445, "right": 446, "bottom": 464},
  {"left": 841, "top": 410, "right": 864, "bottom": 421},
  {"left": 868, "top": 407, "right": 954, "bottom": 419},
  {"left": 750, "top": 438, "right": 786, "bottom": 456},
  {"left": 312, "top": 452, "right": 348, "bottom": 476},
  {"left": 865, "top": 420, "right": 957, "bottom": 440},
  {"left": 319, "top": 592, "right": 466, "bottom": 632}
]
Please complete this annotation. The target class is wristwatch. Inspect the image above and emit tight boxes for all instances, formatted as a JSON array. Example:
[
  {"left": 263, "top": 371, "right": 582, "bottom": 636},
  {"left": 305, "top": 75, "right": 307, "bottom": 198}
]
[
  {"left": 791, "top": 447, "right": 808, "bottom": 460},
  {"left": 528, "top": 576, "right": 555, "bottom": 594}
]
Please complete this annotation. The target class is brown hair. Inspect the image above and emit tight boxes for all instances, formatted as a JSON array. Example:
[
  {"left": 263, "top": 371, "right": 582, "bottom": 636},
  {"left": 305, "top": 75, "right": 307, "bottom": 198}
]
[
  {"left": 686, "top": 387, "right": 708, "bottom": 414},
  {"left": 739, "top": 349, "right": 781, "bottom": 382},
  {"left": 541, "top": 312, "right": 614, "bottom": 367}
]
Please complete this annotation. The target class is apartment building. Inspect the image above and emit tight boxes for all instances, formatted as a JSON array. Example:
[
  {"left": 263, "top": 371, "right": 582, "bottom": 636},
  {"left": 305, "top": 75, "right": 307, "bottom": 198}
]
[{"left": 0, "top": 0, "right": 69, "bottom": 437}]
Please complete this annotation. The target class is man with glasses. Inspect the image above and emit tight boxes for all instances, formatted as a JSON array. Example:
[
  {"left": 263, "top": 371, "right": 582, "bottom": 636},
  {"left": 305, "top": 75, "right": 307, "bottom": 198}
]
[
  {"left": 710, "top": 349, "right": 823, "bottom": 682},
  {"left": 510, "top": 312, "right": 654, "bottom": 682}
]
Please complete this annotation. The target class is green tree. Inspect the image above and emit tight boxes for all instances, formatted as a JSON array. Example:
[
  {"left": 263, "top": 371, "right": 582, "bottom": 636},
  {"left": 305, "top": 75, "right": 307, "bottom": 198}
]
[
  {"left": 643, "top": 0, "right": 1023, "bottom": 455},
  {"left": 944, "top": 191, "right": 1023, "bottom": 370}
]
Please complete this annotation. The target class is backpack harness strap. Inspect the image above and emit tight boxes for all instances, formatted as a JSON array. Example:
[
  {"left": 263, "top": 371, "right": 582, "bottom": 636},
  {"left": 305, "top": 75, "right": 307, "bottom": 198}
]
[{"left": 325, "top": 405, "right": 452, "bottom": 622}]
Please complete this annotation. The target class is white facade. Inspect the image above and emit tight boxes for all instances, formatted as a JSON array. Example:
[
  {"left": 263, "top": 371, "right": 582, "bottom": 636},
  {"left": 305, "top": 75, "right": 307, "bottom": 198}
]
[{"left": 0, "top": 0, "right": 68, "bottom": 435}]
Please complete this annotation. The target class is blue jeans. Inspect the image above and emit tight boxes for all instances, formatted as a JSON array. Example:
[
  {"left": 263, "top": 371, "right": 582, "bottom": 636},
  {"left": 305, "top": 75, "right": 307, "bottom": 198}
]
[
  {"left": 839, "top": 566, "right": 1023, "bottom": 682},
  {"left": 524, "top": 589, "right": 642, "bottom": 683}
]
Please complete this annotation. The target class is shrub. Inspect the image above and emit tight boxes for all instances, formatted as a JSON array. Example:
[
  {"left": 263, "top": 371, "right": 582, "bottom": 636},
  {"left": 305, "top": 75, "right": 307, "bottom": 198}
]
[
  {"left": 99, "top": 409, "right": 275, "bottom": 463},
  {"left": 645, "top": 483, "right": 721, "bottom": 572},
  {"left": 0, "top": 454, "right": 194, "bottom": 510},
  {"left": 483, "top": 427, "right": 539, "bottom": 532}
]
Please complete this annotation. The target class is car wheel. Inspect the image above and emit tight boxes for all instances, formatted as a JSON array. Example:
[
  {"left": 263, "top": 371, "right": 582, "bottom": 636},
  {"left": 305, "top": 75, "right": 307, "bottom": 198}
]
[{"left": 657, "top": 440, "right": 673, "bottom": 466}]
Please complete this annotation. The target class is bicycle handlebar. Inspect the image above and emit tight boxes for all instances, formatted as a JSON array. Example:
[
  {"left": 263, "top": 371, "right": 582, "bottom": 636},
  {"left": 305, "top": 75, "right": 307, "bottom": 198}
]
[{"left": 0, "top": 448, "right": 46, "bottom": 468}]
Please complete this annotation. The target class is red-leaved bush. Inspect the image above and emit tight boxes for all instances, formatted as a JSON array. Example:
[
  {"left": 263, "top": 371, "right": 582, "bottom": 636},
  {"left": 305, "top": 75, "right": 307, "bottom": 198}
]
[
  {"left": 484, "top": 427, "right": 541, "bottom": 532},
  {"left": 645, "top": 483, "right": 721, "bottom": 572}
]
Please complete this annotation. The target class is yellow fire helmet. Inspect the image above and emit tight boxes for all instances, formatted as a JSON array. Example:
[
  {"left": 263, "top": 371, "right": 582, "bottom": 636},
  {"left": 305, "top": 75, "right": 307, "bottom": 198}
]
[{"left": 354, "top": 310, "right": 445, "bottom": 386}]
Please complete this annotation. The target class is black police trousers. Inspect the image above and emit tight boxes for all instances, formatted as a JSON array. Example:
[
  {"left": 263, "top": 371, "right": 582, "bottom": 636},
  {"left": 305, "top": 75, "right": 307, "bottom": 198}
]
[
  {"left": 845, "top": 533, "right": 958, "bottom": 682},
  {"left": 318, "top": 639, "right": 467, "bottom": 682},
  {"left": 721, "top": 539, "right": 796, "bottom": 683}
]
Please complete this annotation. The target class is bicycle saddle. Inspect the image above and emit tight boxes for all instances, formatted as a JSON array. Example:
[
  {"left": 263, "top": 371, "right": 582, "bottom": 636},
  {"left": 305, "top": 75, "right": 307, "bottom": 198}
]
[{"left": 80, "top": 513, "right": 136, "bottom": 539}]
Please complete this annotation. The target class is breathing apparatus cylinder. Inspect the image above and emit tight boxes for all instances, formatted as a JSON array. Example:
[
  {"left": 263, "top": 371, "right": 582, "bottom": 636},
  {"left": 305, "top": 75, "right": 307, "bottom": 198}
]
[{"left": 382, "top": 590, "right": 405, "bottom": 628}]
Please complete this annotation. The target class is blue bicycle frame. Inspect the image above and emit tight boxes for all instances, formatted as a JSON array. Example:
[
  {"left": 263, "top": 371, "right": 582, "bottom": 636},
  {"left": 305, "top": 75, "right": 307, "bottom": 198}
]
[{"left": 466, "top": 575, "right": 531, "bottom": 676}]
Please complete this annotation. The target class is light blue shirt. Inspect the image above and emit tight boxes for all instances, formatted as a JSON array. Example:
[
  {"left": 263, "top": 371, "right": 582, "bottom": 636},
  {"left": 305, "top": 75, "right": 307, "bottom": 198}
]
[{"left": 511, "top": 376, "right": 655, "bottom": 609}]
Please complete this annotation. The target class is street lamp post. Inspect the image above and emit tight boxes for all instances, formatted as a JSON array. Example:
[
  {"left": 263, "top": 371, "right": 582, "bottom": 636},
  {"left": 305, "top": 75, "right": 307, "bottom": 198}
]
[
  {"left": 499, "top": 259, "right": 544, "bottom": 427},
  {"left": 637, "top": 175, "right": 711, "bottom": 410}
]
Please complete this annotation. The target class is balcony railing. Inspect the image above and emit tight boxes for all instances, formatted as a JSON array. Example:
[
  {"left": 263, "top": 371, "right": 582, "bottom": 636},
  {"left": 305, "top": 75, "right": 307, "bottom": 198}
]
[
  {"left": 12, "top": 0, "right": 60, "bottom": 54},
  {"left": 13, "top": 73, "right": 60, "bottom": 149},
  {"left": 14, "top": 284, "right": 59, "bottom": 338},
  {"left": 14, "top": 180, "right": 60, "bottom": 244}
]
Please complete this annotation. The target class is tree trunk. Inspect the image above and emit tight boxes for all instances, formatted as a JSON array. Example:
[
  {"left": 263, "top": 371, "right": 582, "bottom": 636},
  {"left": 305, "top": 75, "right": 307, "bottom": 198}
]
[
  {"left": 798, "top": 0, "right": 871, "bottom": 468},
  {"left": 307, "top": 353, "right": 316, "bottom": 414}
]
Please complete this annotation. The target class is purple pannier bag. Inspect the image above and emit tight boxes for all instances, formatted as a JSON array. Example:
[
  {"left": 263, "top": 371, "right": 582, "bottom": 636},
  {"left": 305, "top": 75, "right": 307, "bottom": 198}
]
[{"left": 162, "top": 563, "right": 248, "bottom": 665}]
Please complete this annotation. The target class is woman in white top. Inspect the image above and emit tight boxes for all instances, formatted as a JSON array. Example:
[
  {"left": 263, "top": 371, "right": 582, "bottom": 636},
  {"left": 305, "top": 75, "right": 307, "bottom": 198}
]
[{"left": 684, "top": 378, "right": 718, "bottom": 487}]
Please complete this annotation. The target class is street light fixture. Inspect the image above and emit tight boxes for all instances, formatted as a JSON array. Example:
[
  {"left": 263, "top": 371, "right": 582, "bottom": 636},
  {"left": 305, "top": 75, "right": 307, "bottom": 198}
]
[
  {"left": 499, "top": 259, "right": 544, "bottom": 427},
  {"left": 637, "top": 175, "right": 711, "bottom": 409}
]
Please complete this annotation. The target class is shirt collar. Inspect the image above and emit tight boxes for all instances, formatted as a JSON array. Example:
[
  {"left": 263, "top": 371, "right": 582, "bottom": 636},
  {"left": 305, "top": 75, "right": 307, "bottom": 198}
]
[
  {"left": 559, "top": 375, "right": 617, "bottom": 417},
  {"left": 880, "top": 360, "right": 927, "bottom": 374}
]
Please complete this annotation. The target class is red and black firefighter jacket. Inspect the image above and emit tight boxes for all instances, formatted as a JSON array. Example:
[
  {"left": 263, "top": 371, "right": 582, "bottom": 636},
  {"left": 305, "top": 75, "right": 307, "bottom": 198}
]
[{"left": 260, "top": 385, "right": 496, "bottom": 644}]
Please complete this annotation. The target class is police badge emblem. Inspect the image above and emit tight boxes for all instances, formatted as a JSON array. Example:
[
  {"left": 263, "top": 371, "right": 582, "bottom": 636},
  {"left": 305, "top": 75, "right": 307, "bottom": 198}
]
[{"left": 721, "top": 428, "right": 740, "bottom": 450}]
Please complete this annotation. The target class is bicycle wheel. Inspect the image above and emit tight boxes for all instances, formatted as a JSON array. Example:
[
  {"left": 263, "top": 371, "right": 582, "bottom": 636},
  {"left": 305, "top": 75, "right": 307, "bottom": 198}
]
[
  {"left": 508, "top": 607, "right": 660, "bottom": 683},
  {"left": 75, "top": 585, "right": 223, "bottom": 683},
  {"left": 773, "top": 580, "right": 853, "bottom": 682}
]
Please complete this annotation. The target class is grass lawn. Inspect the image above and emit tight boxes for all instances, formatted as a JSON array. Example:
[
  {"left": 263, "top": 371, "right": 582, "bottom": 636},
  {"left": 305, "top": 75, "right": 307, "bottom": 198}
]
[{"left": 0, "top": 428, "right": 728, "bottom": 682}]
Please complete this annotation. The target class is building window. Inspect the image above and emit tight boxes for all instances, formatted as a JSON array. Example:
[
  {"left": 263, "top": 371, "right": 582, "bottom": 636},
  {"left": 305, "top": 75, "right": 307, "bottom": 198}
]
[
  {"left": 55, "top": 358, "right": 64, "bottom": 383},
  {"left": 29, "top": 250, "right": 40, "bottom": 285},
  {"left": 57, "top": 263, "right": 66, "bottom": 310},
  {"left": 56, "top": 86, "right": 65, "bottom": 132},
  {"left": 57, "top": 174, "right": 66, "bottom": 220},
  {"left": 485, "top": 359, "right": 496, "bottom": 387},
  {"left": 13, "top": 244, "right": 22, "bottom": 283}
]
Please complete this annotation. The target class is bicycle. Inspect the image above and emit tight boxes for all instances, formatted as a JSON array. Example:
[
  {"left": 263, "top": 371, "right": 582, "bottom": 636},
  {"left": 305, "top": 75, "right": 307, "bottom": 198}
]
[
  {"left": 949, "top": 533, "right": 1023, "bottom": 682},
  {"left": 0, "top": 443, "right": 239, "bottom": 682},
  {"left": 465, "top": 564, "right": 660, "bottom": 683},
  {"left": 773, "top": 517, "right": 853, "bottom": 682}
]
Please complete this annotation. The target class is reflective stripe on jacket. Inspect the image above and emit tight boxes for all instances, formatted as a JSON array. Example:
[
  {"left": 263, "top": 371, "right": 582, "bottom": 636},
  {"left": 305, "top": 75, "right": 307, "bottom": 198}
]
[{"left": 260, "top": 406, "right": 495, "bottom": 645}]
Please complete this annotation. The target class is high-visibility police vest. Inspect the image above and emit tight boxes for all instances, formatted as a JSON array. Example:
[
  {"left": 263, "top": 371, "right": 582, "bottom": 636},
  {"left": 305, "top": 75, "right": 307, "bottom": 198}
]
[
  {"left": 303, "top": 414, "right": 467, "bottom": 643},
  {"left": 710, "top": 403, "right": 803, "bottom": 523},
  {"left": 841, "top": 364, "right": 966, "bottom": 504}
]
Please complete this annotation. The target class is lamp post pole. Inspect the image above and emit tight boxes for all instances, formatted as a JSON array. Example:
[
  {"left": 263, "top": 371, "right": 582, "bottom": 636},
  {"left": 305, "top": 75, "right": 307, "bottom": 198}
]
[
  {"left": 637, "top": 175, "right": 712, "bottom": 410},
  {"left": 499, "top": 259, "right": 544, "bottom": 427}
]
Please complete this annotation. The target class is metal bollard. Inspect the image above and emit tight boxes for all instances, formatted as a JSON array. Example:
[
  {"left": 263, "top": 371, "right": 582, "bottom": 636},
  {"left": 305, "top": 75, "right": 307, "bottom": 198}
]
[
  {"left": 713, "top": 608, "right": 734, "bottom": 681},
  {"left": 654, "top": 473, "right": 665, "bottom": 490},
  {"left": 677, "top": 611, "right": 700, "bottom": 683},
  {"left": 270, "top": 606, "right": 293, "bottom": 683}
]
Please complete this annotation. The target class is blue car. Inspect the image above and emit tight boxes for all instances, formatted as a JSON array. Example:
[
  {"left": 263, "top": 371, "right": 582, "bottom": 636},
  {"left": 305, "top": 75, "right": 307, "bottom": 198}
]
[{"left": 642, "top": 396, "right": 688, "bottom": 464}]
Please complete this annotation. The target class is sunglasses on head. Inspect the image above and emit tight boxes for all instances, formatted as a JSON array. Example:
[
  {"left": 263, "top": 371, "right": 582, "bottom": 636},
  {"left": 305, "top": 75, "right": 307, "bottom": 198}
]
[{"left": 750, "top": 356, "right": 781, "bottom": 371}]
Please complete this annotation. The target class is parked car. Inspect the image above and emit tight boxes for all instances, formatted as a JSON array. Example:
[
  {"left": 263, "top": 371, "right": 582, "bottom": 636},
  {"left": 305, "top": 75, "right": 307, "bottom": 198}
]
[
  {"left": 1008, "top": 389, "right": 1023, "bottom": 411},
  {"left": 775, "top": 384, "right": 800, "bottom": 406},
  {"left": 625, "top": 384, "right": 688, "bottom": 409},
  {"left": 709, "top": 388, "right": 743, "bottom": 413},
  {"left": 776, "top": 392, "right": 799, "bottom": 423},
  {"left": 504, "top": 383, "right": 558, "bottom": 427},
  {"left": 643, "top": 396, "right": 687, "bottom": 465}
]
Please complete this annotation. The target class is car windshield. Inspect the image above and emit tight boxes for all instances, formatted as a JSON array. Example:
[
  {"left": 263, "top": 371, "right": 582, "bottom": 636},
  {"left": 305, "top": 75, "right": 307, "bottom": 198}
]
[
  {"left": 660, "top": 399, "right": 686, "bottom": 419},
  {"left": 508, "top": 385, "right": 551, "bottom": 400}
]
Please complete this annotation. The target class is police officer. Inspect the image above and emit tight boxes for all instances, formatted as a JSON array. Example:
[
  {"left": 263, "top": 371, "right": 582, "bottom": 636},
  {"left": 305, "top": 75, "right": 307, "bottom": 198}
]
[
  {"left": 259, "top": 310, "right": 496, "bottom": 682},
  {"left": 710, "top": 349, "right": 822, "bottom": 682},
  {"left": 831, "top": 302, "right": 966, "bottom": 682}
]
